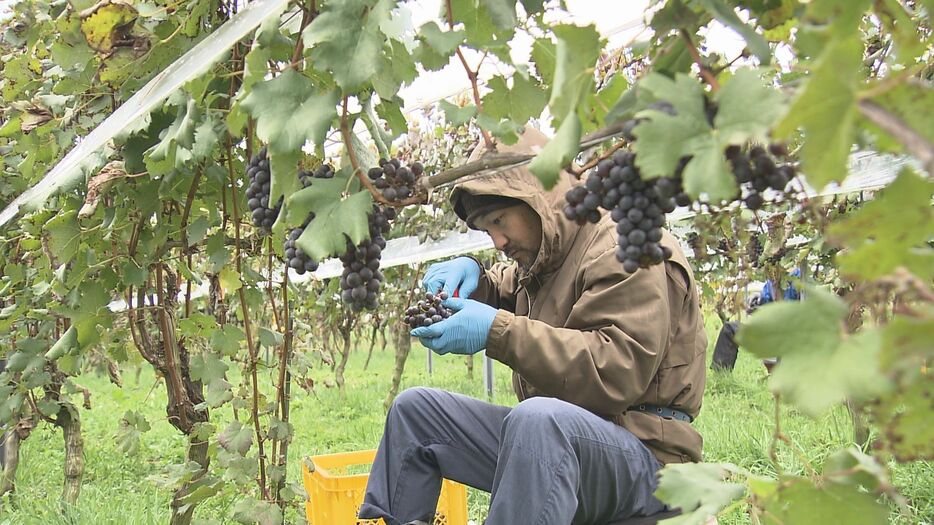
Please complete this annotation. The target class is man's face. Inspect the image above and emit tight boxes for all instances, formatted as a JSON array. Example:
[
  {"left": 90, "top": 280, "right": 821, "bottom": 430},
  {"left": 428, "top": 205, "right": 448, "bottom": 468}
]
[{"left": 473, "top": 203, "right": 543, "bottom": 270}]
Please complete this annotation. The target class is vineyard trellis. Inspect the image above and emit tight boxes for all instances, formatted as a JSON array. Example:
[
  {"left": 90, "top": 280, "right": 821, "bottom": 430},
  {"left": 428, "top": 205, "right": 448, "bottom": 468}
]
[{"left": 0, "top": 0, "right": 931, "bottom": 524}]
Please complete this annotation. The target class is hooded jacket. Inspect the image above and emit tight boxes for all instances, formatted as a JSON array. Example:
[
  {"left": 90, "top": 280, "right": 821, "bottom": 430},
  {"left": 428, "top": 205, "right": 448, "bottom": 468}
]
[{"left": 451, "top": 130, "right": 707, "bottom": 463}]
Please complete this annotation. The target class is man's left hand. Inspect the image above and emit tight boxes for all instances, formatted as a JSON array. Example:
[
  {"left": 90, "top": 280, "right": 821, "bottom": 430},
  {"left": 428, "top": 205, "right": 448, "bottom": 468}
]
[{"left": 410, "top": 298, "right": 497, "bottom": 355}]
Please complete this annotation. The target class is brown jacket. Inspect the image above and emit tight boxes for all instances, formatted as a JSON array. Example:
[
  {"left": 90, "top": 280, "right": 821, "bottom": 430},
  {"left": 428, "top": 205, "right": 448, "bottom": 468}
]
[{"left": 451, "top": 131, "right": 707, "bottom": 464}]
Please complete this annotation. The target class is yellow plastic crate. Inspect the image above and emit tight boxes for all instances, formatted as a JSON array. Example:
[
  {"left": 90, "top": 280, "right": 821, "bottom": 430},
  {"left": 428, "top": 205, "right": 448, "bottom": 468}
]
[{"left": 302, "top": 449, "right": 468, "bottom": 525}]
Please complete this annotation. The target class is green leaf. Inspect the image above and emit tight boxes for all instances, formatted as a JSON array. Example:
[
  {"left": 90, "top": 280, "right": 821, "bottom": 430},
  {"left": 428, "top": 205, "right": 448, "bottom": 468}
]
[
  {"left": 376, "top": 96, "right": 408, "bottom": 139},
  {"left": 713, "top": 68, "right": 786, "bottom": 145},
  {"left": 204, "top": 378, "right": 234, "bottom": 408},
  {"left": 302, "top": 0, "right": 391, "bottom": 90},
  {"left": 45, "top": 326, "right": 78, "bottom": 361},
  {"left": 450, "top": 0, "right": 514, "bottom": 59},
  {"left": 528, "top": 114, "right": 581, "bottom": 189},
  {"left": 482, "top": 0, "right": 517, "bottom": 29},
  {"left": 737, "top": 287, "right": 890, "bottom": 416},
  {"left": 218, "top": 421, "right": 253, "bottom": 455},
  {"left": 269, "top": 149, "right": 301, "bottom": 219},
  {"left": 218, "top": 267, "right": 242, "bottom": 295},
  {"left": 240, "top": 70, "right": 339, "bottom": 155},
  {"left": 190, "top": 353, "right": 229, "bottom": 383},
  {"left": 285, "top": 177, "right": 373, "bottom": 261},
  {"left": 871, "top": 376, "right": 934, "bottom": 461},
  {"left": 116, "top": 410, "right": 151, "bottom": 455},
  {"left": 419, "top": 21, "right": 466, "bottom": 55},
  {"left": 45, "top": 210, "right": 81, "bottom": 265},
  {"left": 531, "top": 38, "right": 556, "bottom": 85},
  {"left": 146, "top": 95, "right": 199, "bottom": 174},
  {"left": 548, "top": 24, "right": 602, "bottom": 126},
  {"left": 374, "top": 39, "right": 417, "bottom": 99},
  {"left": 481, "top": 74, "right": 548, "bottom": 125},
  {"left": 757, "top": 477, "right": 888, "bottom": 525},
  {"left": 439, "top": 100, "right": 478, "bottom": 126},
  {"left": 178, "top": 313, "right": 217, "bottom": 338},
  {"left": 120, "top": 259, "right": 148, "bottom": 287},
  {"left": 823, "top": 447, "right": 890, "bottom": 491},
  {"left": 211, "top": 324, "right": 245, "bottom": 356},
  {"left": 654, "top": 463, "right": 747, "bottom": 525},
  {"left": 231, "top": 498, "right": 283, "bottom": 525},
  {"left": 696, "top": 0, "right": 771, "bottom": 62},
  {"left": 773, "top": 34, "right": 862, "bottom": 190},
  {"left": 827, "top": 169, "right": 934, "bottom": 281},
  {"left": 258, "top": 327, "right": 283, "bottom": 348}
]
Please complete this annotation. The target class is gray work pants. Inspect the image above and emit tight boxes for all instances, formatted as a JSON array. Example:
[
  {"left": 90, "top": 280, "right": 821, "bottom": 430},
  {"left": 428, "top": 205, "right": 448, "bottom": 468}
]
[{"left": 359, "top": 387, "right": 666, "bottom": 525}]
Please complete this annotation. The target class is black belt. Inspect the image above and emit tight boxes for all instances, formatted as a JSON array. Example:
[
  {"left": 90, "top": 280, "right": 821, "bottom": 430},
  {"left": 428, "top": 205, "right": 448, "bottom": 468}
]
[{"left": 629, "top": 403, "right": 693, "bottom": 423}]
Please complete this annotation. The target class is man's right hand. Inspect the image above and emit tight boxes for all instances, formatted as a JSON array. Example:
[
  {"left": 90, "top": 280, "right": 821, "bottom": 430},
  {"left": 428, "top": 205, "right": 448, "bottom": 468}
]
[{"left": 422, "top": 257, "right": 482, "bottom": 298}]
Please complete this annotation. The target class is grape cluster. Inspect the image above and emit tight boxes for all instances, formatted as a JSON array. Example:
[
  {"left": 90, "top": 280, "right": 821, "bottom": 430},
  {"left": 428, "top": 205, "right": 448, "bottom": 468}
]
[
  {"left": 245, "top": 147, "right": 282, "bottom": 232},
  {"left": 404, "top": 291, "right": 453, "bottom": 329},
  {"left": 368, "top": 158, "right": 423, "bottom": 202},
  {"left": 563, "top": 150, "right": 675, "bottom": 273},
  {"left": 283, "top": 164, "right": 335, "bottom": 275},
  {"left": 747, "top": 233, "right": 763, "bottom": 268},
  {"left": 726, "top": 143, "right": 796, "bottom": 211},
  {"left": 338, "top": 206, "right": 395, "bottom": 310}
]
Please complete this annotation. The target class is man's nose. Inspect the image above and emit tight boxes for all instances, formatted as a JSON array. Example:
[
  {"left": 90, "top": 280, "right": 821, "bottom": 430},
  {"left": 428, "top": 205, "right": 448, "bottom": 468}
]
[{"left": 490, "top": 231, "right": 508, "bottom": 251}]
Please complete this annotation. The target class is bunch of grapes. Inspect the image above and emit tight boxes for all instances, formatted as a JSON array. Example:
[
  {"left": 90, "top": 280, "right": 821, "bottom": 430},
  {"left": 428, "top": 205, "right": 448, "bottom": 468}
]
[
  {"left": 367, "top": 158, "right": 424, "bottom": 202},
  {"left": 245, "top": 147, "right": 282, "bottom": 232},
  {"left": 338, "top": 206, "right": 396, "bottom": 310},
  {"left": 404, "top": 291, "right": 454, "bottom": 329},
  {"left": 563, "top": 150, "right": 676, "bottom": 273},
  {"left": 747, "top": 233, "right": 764, "bottom": 268},
  {"left": 726, "top": 143, "right": 796, "bottom": 211},
  {"left": 283, "top": 164, "right": 335, "bottom": 275}
]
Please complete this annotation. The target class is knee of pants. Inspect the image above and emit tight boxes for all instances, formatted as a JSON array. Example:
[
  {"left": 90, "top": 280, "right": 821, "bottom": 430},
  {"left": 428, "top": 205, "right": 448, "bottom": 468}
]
[
  {"left": 503, "top": 397, "right": 574, "bottom": 435},
  {"left": 390, "top": 387, "right": 440, "bottom": 418}
]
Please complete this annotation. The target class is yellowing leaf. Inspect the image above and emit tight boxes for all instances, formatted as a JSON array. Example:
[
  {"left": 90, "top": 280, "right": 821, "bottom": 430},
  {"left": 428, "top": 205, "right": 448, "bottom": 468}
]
[
  {"left": 218, "top": 267, "right": 242, "bottom": 295},
  {"left": 79, "top": 0, "right": 139, "bottom": 53}
]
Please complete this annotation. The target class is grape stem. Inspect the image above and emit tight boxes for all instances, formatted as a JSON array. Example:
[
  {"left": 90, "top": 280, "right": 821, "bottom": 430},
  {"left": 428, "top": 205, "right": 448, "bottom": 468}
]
[
  {"left": 679, "top": 29, "right": 720, "bottom": 92},
  {"left": 445, "top": 0, "right": 495, "bottom": 150},
  {"left": 570, "top": 140, "right": 628, "bottom": 177},
  {"left": 340, "top": 97, "right": 428, "bottom": 207},
  {"left": 857, "top": 99, "right": 934, "bottom": 175}
]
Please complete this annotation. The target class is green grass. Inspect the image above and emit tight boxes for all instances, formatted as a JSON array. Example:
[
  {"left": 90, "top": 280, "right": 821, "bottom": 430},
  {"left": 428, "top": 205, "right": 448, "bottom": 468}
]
[{"left": 0, "top": 320, "right": 930, "bottom": 524}]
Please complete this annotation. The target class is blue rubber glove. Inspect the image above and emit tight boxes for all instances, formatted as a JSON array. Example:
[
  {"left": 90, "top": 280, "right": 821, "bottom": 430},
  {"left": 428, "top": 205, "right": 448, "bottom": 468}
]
[
  {"left": 422, "top": 257, "right": 482, "bottom": 298},
  {"left": 411, "top": 298, "right": 497, "bottom": 355}
]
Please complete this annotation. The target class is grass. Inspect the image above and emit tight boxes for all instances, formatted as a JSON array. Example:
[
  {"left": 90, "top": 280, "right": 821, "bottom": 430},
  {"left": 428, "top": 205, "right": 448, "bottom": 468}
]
[{"left": 0, "top": 318, "right": 931, "bottom": 524}]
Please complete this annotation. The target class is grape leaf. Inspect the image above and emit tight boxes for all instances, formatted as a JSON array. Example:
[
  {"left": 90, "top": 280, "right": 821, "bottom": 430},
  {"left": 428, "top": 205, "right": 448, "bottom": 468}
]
[
  {"left": 116, "top": 410, "right": 151, "bottom": 455},
  {"left": 713, "top": 68, "right": 786, "bottom": 145},
  {"left": 218, "top": 267, "right": 242, "bottom": 295},
  {"left": 204, "top": 378, "right": 234, "bottom": 409},
  {"left": 376, "top": 95, "right": 408, "bottom": 139},
  {"left": 240, "top": 70, "right": 339, "bottom": 155},
  {"left": 268, "top": 149, "right": 301, "bottom": 222},
  {"left": 826, "top": 169, "right": 934, "bottom": 281},
  {"left": 482, "top": 0, "right": 517, "bottom": 29},
  {"left": 146, "top": 94, "right": 199, "bottom": 175},
  {"left": 373, "top": 39, "right": 417, "bottom": 99},
  {"left": 45, "top": 210, "right": 81, "bottom": 265},
  {"left": 823, "top": 447, "right": 890, "bottom": 491},
  {"left": 654, "top": 463, "right": 747, "bottom": 525},
  {"left": 481, "top": 74, "right": 548, "bottom": 125},
  {"left": 231, "top": 498, "right": 283, "bottom": 525},
  {"left": 696, "top": 0, "right": 771, "bottom": 63},
  {"left": 218, "top": 421, "right": 253, "bottom": 455},
  {"left": 548, "top": 24, "right": 602, "bottom": 126},
  {"left": 211, "top": 324, "right": 245, "bottom": 356},
  {"left": 757, "top": 477, "right": 888, "bottom": 525},
  {"left": 302, "top": 0, "right": 391, "bottom": 90},
  {"left": 633, "top": 70, "right": 784, "bottom": 201},
  {"left": 286, "top": 176, "right": 373, "bottom": 261},
  {"left": 773, "top": 34, "right": 862, "bottom": 190},
  {"left": 737, "top": 287, "right": 890, "bottom": 416},
  {"left": 450, "top": 0, "right": 514, "bottom": 59},
  {"left": 45, "top": 326, "right": 78, "bottom": 361},
  {"left": 528, "top": 113, "right": 580, "bottom": 189},
  {"left": 258, "top": 327, "right": 283, "bottom": 348},
  {"left": 871, "top": 376, "right": 934, "bottom": 461},
  {"left": 79, "top": 1, "right": 138, "bottom": 53},
  {"left": 190, "top": 353, "right": 229, "bottom": 383},
  {"left": 531, "top": 38, "right": 556, "bottom": 85},
  {"left": 440, "top": 100, "right": 477, "bottom": 126}
]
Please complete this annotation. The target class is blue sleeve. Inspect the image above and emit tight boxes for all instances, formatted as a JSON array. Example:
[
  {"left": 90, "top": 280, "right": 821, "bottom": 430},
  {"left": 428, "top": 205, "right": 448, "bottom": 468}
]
[{"left": 761, "top": 280, "right": 774, "bottom": 303}]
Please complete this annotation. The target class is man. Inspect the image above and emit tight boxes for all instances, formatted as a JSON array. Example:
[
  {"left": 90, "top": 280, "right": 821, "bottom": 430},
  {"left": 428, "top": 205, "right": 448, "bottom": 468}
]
[{"left": 359, "top": 130, "right": 707, "bottom": 525}]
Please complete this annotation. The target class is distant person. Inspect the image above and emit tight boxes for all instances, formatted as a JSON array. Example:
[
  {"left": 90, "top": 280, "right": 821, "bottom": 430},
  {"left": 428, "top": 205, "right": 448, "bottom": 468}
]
[
  {"left": 710, "top": 269, "right": 801, "bottom": 374},
  {"left": 359, "top": 129, "right": 707, "bottom": 525}
]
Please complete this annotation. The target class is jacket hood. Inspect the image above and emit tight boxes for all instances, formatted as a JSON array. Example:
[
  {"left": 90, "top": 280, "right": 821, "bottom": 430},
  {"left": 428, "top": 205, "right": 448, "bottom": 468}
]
[{"left": 451, "top": 129, "right": 580, "bottom": 278}]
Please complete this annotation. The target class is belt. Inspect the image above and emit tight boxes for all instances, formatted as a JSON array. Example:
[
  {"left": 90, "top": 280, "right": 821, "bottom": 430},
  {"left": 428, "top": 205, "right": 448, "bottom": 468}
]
[{"left": 629, "top": 403, "right": 693, "bottom": 423}]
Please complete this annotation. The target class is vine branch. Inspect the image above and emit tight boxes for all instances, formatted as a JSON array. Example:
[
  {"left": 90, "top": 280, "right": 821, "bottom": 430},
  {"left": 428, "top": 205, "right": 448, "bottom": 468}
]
[
  {"left": 445, "top": 0, "right": 494, "bottom": 149},
  {"left": 857, "top": 99, "right": 934, "bottom": 175},
  {"left": 680, "top": 29, "right": 720, "bottom": 92}
]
